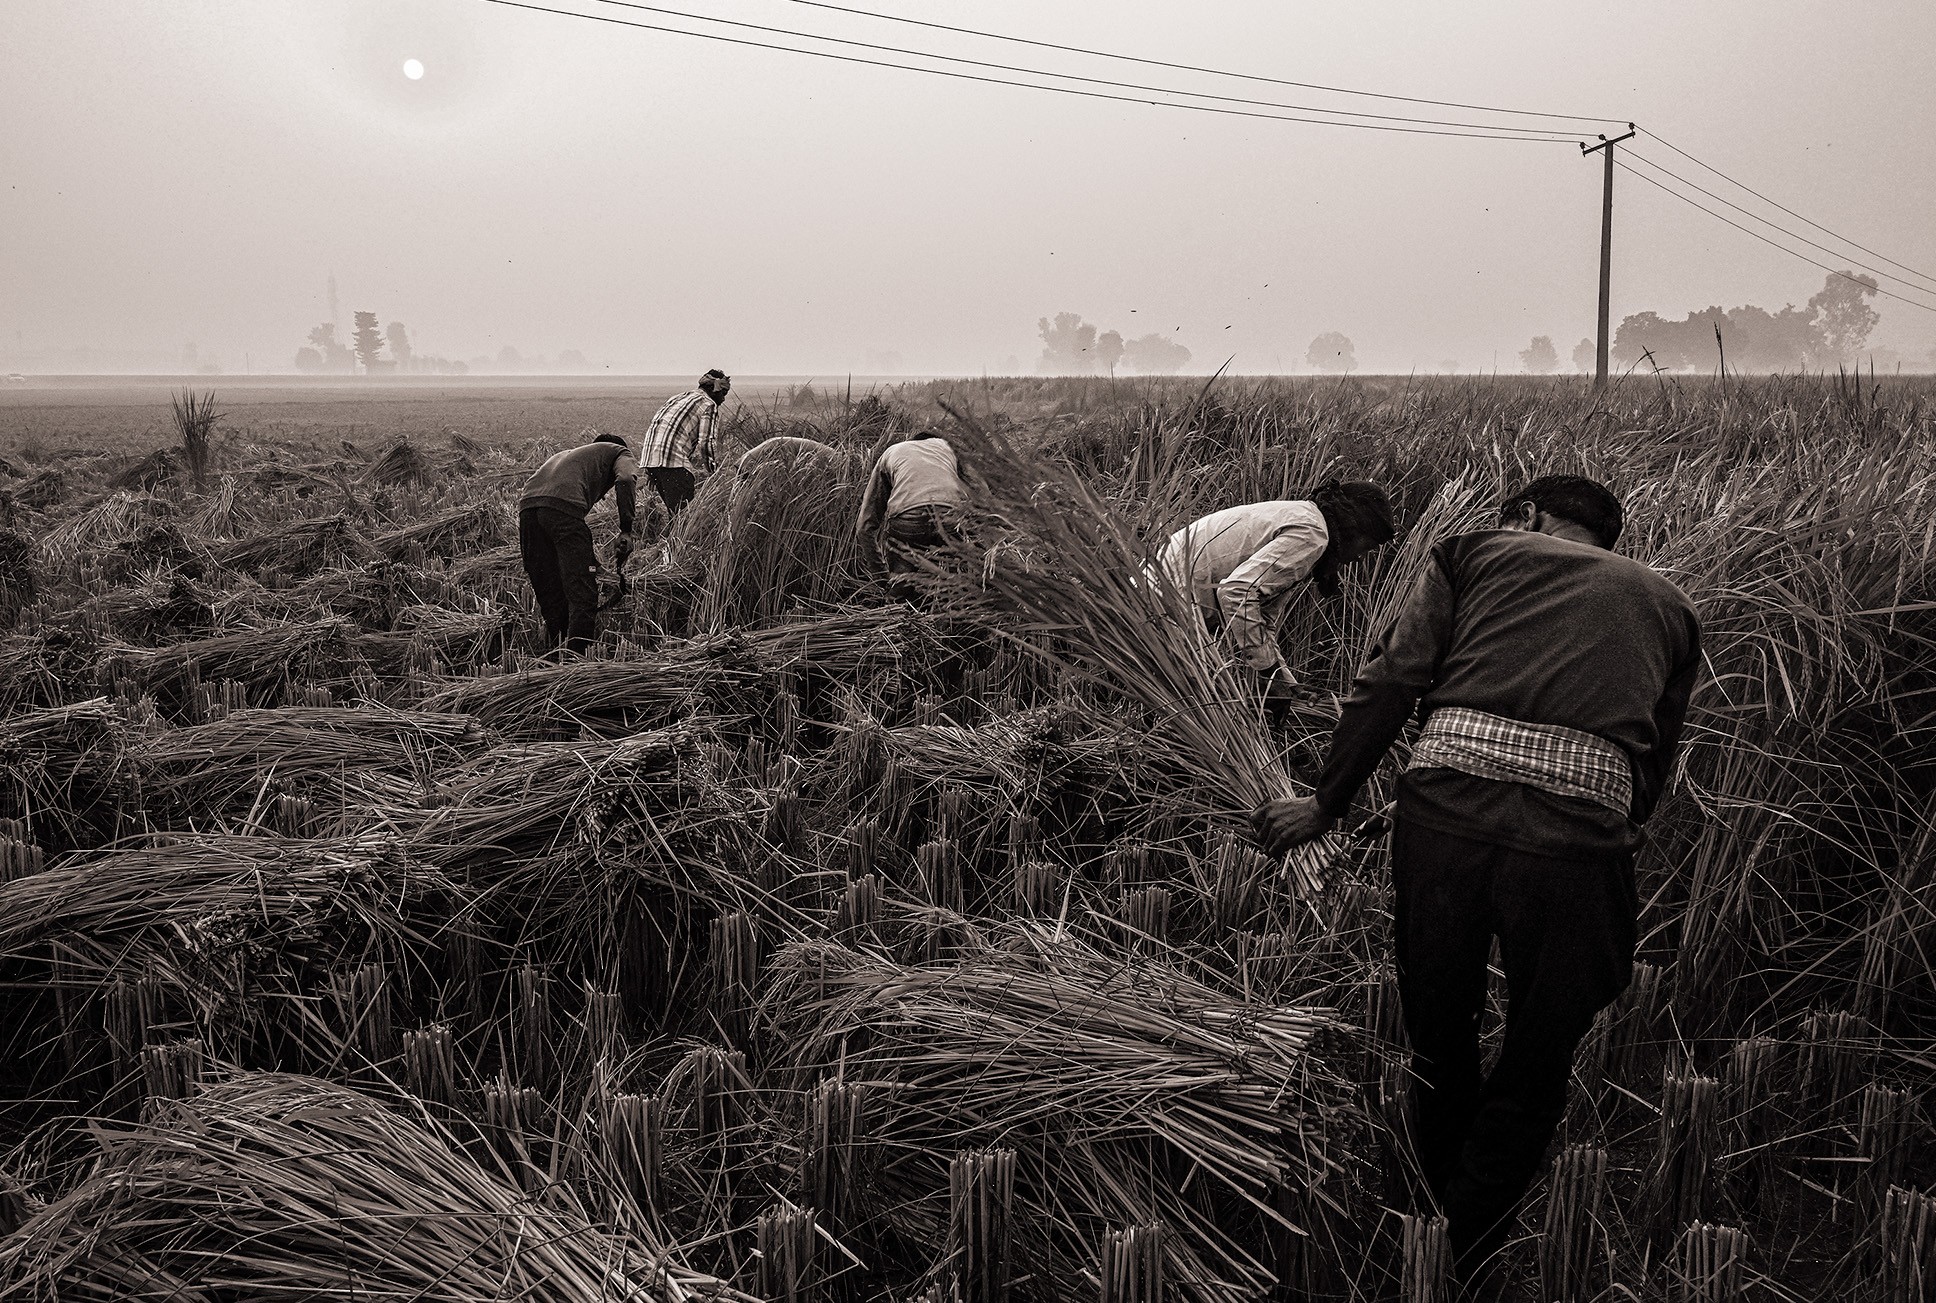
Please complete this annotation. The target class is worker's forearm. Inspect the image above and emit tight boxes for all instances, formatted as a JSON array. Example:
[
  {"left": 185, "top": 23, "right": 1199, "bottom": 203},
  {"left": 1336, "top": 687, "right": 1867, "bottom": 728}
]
[
  {"left": 1217, "top": 582, "right": 1284, "bottom": 673},
  {"left": 1314, "top": 681, "right": 1418, "bottom": 817},
  {"left": 615, "top": 481, "right": 637, "bottom": 535}
]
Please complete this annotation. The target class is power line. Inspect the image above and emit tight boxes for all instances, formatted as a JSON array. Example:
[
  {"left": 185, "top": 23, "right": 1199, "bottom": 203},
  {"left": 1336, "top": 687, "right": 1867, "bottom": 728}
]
[
  {"left": 1641, "top": 128, "right": 1936, "bottom": 288},
  {"left": 1614, "top": 161, "right": 1936, "bottom": 315},
  {"left": 479, "top": 0, "right": 1583, "bottom": 142},
  {"left": 784, "top": 0, "right": 1627, "bottom": 127},
  {"left": 586, "top": 0, "right": 1583, "bottom": 137},
  {"left": 1622, "top": 150, "right": 1936, "bottom": 297}
]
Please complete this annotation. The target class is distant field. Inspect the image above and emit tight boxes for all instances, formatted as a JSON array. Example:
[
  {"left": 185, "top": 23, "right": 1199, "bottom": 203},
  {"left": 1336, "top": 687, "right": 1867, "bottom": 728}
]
[{"left": 0, "top": 375, "right": 911, "bottom": 458}]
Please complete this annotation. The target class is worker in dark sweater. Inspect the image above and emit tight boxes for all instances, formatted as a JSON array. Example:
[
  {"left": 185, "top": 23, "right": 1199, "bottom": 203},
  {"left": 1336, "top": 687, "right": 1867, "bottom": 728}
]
[
  {"left": 1253, "top": 475, "right": 1701, "bottom": 1294},
  {"left": 517, "top": 431, "right": 637, "bottom": 657}
]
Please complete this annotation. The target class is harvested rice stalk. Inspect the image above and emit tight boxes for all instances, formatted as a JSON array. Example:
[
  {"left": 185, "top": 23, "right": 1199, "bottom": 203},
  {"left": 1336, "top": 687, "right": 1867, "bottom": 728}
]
[
  {"left": 1651, "top": 1070, "right": 1720, "bottom": 1244},
  {"left": 1797, "top": 1008, "right": 1872, "bottom": 1123},
  {"left": 832, "top": 874, "right": 881, "bottom": 945},
  {"left": 0, "top": 1072, "right": 749, "bottom": 1302},
  {"left": 218, "top": 514, "right": 377, "bottom": 580},
  {"left": 1720, "top": 1036, "right": 1781, "bottom": 1211},
  {"left": 1099, "top": 1222, "right": 1164, "bottom": 1303},
  {"left": 759, "top": 931, "right": 1350, "bottom": 1302},
  {"left": 1399, "top": 1213, "right": 1448, "bottom": 1303},
  {"left": 1539, "top": 1144, "right": 1607, "bottom": 1303},
  {"left": 756, "top": 1202, "right": 822, "bottom": 1303},
  {"left": 0, "top": 834, "right": 464, "bottom": 1067},
  {"left": 134, "top": 704, "right": 489, "bottom": 825},
  {"left": 596, "top": 1088, "right": 666, "bottom": 1220},
  {"left": 1855, "top": 1085, "right": 1921, "bottom": 1221},
  {"left": 402, "top": 1023, "right": 458, "bottom": 1111},
  {"left": 1669, "top": 1222, "right": 1747, "bottom": 1303},
  {"left": 138, "top": 1038, "right": 204, "bottom": 1107},
  {"left": 948, "top": 1147, "right": 1015, "bottom": 1303},
  {"left": 0, "top": 698, "right": 134, "bottom": 851},
  {"left": 102, "top": 616, "right": 357, "bottom": 708},
  {"left": 330, "top": 962, "right": 399, "bottom": 1069},
  {"left": 1877, "top": 1186, "right": 1935, "bottom": 1303},
  {"left": 801, "top": 1076, "right": 871, "bottom": 1226}
]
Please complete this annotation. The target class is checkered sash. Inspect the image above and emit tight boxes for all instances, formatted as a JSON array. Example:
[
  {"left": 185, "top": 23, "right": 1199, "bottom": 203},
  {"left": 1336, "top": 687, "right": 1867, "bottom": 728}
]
[{"left": 1408, "top": 706, "right": 1633, "bottom": 815}]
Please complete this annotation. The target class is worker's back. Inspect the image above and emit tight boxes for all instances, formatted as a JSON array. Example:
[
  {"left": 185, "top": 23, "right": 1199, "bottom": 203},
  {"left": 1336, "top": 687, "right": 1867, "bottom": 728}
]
[
  {"left": 1422, "top": 529, "right": 1698, "bottom": 757},
  {"left": 877, "top": 437, "right": 965, "bottom": 516},
  {"left": 520, "top": 442, "right": 632, "bottom": 515},
  {"left": 1159, "top": 500, "right": 1327, "bottom": 615}
]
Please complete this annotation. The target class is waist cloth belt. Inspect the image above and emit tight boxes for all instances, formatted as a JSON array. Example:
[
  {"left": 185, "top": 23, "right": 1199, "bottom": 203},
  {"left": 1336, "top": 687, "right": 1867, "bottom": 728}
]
[{"left": 1407, "top": 705, "right": 1634, "bottom": 815}]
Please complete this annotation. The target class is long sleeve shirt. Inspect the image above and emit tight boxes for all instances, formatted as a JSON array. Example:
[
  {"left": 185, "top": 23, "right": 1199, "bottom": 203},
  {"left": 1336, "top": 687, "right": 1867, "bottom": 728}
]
[
  {"left": 856, "top": 437, "right": 967, "bottom": 537},
  {"left": 1157, "top": 501, "right": 1330, "bottom": 673},
  {"left": 641, "top": 390, "right": 721, "bottom": 474},
  {"left": 1315, "top": 528, "right": 1702, "bottom": 857}
]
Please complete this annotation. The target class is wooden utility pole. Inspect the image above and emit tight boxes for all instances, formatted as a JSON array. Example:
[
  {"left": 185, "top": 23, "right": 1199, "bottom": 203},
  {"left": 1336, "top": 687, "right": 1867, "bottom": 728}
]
[{"left": 1582, "top": 125, "right": 1637, "bottom": 390}]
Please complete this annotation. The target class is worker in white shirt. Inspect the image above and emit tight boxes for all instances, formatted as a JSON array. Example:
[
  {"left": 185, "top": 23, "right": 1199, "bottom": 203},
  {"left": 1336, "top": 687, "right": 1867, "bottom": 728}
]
[
  {"left": 1157, "top": 481, "right": 1396, "bottom": 709},
  {"left": 855, "top": 430, "right": 968, "bottom": 597}
]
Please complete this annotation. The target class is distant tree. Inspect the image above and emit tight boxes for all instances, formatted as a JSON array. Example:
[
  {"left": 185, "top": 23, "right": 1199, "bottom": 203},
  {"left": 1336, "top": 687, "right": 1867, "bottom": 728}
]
[
  {"left": 350, "top": 312, "right": 385, "bottom": 374},
  {"left": 1306, "top": 331, "right": 1357, "bottom": 374},
  {"left": 1571, "top": 338, "right": 1595, "bottom": 373},
  {"left": 555, "top": 349, "right": 588, "bottom": 371},
  {"left": 305, "top": 323, "right": 354, "bottom": 373},
  {"left": 496, "top": 345, "right": 523, "bottom": 371},
  {"left": 1036, "top": 312, "right": 1099, "bottom": 374},
  {"left": 1122, "top": 333, "right": 1191, "bottom": 375},
  {"left": 1440, "top": 360, "right": 1460, "bottom": 374},
  {"left": 293, "top": 347, "right": 324, "bottom": 373},
  {"left": 1612, "top": 273, "right": 1880, "bottom": 373},
  {"left": 1519, "top": 335, "right": 1559, "bottom": 375},
  {"left": 1096, "top": 329, "right": 1125, "bottom": 378},
  {"left": 1806, "top": 272, "right": 1881, "bottom": 366},
  {"left": 385, "top": 322, "right": 413, "bottom": 371}
]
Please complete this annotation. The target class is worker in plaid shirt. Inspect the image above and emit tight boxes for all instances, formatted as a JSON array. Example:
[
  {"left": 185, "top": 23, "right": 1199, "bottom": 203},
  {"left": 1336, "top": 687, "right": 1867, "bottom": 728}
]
[
  {"left": 640, "top": 369, "right": 730, "bottom": 517},
  {"left": 1256, "top": 475, "right": 1701, "bottom": 1297}
]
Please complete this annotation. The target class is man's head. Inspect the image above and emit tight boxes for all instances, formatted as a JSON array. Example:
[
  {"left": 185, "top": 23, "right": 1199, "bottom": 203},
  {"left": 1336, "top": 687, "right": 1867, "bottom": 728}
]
[
  {"left": 1498, "top": 475, "right": 1623, "bottom": 549},
  {"left": 1310, "top": 480, "right": 1397, "bottom": 597},
  {"left": 592, "top": 432, "right": 629, "bottom": 450},
  {"left": 699, "top": 369, "right": 732, "bottom": 403}
]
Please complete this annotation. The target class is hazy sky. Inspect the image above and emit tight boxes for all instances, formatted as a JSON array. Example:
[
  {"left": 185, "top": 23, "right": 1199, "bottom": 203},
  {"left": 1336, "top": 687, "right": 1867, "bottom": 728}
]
[{"left": 5, "top": 0, "right": 1934, "bottom": 374}]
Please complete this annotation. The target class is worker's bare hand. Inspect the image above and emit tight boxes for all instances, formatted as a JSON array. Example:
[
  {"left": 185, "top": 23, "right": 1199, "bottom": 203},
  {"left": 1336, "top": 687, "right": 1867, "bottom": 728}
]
[
  {"left": 1251, "top": 795, "right": 1334, "bottom": 857},
  {"left": 614, "top": 534, "right": 634, "bottom": 565}
]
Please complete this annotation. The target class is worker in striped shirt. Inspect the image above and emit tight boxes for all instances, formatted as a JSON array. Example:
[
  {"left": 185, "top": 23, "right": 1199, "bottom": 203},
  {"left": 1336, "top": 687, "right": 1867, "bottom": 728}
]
[
  {"left": 1156, "top": 482, "right": 1396, "bottom": 711},
  {"left": 1255, "top": 475, "right": 1701, "bottom": 1296},
  {"left": 640, "top": 369, "right": 730, "bottom": 517}
]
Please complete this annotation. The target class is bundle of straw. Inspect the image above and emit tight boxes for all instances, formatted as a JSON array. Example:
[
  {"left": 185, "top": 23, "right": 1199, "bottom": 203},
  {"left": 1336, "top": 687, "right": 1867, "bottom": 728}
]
[
  {"left": 0, "top": 1072, "right": 750, "bottom": 1301},
  {"left": 374, "top": 502, "right": 508, "bottom": 561},
  {"left": 758, "top": 929, "right": 1350, "bottom": 1301},
  {"left": 0, "top": 698, "right": 134, "bottom": 850},
  {"left": 0, "top": 834, "right": 464, "bottom": 1062},
  {"left": 217, "top": 515, "right": 376, "bottom": 581}
]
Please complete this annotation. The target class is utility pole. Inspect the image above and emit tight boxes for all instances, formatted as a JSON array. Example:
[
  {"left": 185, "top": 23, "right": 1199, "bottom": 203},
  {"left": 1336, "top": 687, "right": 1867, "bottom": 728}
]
[{"left": 1582, "top": 124, "right": 1636, "bottom": 390}]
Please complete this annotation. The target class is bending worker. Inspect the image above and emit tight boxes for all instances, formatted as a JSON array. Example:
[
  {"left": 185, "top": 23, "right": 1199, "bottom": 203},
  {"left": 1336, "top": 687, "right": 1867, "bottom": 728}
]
[
  {"left": 1156, "top": 481, "right": 1395, "bottom": 708},
  {"left": 641, "top": 368, "right": 730, "bottom": 517},
  {"left": 1254, "top": 475, "right": 1701, "bottom": 1296},
  {"left": 517, "top": 430, "right": 637, "bottom": 656},
  {"left": 856, "top": 429, "right": 967, "bottom": 595}
]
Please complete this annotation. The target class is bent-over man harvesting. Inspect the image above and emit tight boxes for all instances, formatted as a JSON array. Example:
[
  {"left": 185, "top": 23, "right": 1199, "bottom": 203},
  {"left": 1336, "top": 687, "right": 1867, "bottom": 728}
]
[
  {"left": 1156, "top": 482, "right": 1395, "bottom": 712},
  {"left": 517, "top": 431, "right": 637, "bottom": 657},
  {"left": 856, "top": 429, "right": 968, "bottom": 597},
  {"left": 1253, "top": 475, "right": 1701, "bottom": 1295}
]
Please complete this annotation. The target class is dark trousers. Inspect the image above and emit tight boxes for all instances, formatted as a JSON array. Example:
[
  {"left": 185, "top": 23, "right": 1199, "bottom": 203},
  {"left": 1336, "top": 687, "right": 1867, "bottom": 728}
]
[
  {"left": 647, "top": 466, "right": 696, "bottom": 517},
  {"left": 1390, "top": 815, "right": 1637, "bottom": 1284},
  {"left": 882, "top": 506, "right": 956, "bottom": 596},
  {"left": 519, "top": 505, "right": 599, "bottom": 654}
]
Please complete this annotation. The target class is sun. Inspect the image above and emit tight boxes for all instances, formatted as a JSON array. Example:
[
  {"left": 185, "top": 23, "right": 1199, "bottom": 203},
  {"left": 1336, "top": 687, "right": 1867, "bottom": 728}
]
[{"left": 402, "top": 58, "right": 425, "bottom": 81}]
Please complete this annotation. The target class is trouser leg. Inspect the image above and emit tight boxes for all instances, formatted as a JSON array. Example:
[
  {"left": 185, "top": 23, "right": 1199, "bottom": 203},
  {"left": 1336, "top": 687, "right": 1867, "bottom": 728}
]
[
  {"left": 1390, "top": 817, "right": 1498, "bottom": 1209},
  {"left": 519, "top": 508, "right": 568, "bottom": 649},
  {"left": 650, "top": 467, "right": 695, "bottom": 516},
  {"left": 1446, "top": 842, "right": 1639, "bottom": 1286},
  {"left": 883, "top": 507, "right": 947, "bottom": 599},
  {"left": 546, "top": 511, "right": 600, "bottom": 655}
]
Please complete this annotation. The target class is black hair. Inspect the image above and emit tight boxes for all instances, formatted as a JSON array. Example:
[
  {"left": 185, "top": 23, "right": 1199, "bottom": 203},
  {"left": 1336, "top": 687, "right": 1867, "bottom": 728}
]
[
  {"left": 1311, "top": 480, "right": 1397, "bottom": 550},
  {"left": 1308, "top": 480, "right": 1397, "bottom": 597},
  {"left": 699, "top": 368, "right": 730, "bottom": 392},
  {"left": 1498, "top": 474, "right": 1623, "bottom": 548},
  {"left": 592, "top": 432, "right": 629, "bottom": 449}
]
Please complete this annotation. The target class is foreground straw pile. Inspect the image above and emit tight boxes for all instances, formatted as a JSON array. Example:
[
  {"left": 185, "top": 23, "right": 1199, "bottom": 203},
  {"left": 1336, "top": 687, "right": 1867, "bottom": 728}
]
[{"left": 0, "top": 376, "right": 1930, "bottom": 1301}]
